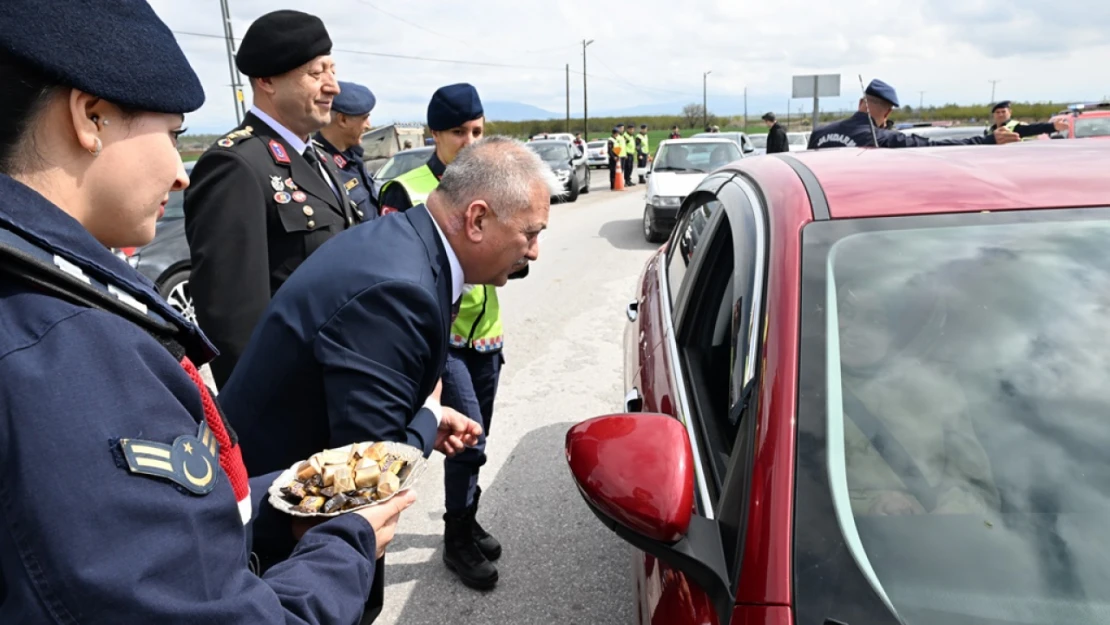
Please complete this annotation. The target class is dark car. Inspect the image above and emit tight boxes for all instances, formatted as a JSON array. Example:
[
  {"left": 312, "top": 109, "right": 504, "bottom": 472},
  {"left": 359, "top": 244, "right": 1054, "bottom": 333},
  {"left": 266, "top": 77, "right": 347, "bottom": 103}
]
[
  {"left": 116, "top": 161, "right": 194, "bottom": 322},
  {"left": 526, "top": 139, "right": 591, "bottom": 202},
  {"left": 565, "top": 142, "right": 1110, "bottom": 625}
]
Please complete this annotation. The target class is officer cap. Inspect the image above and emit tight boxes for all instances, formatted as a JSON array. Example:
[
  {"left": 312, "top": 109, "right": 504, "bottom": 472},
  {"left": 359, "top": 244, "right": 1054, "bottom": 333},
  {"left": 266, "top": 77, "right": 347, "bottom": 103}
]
[
  {"left": 616, "top": 122, "right": 625, "bottom": 128},
  {"left": 991, "top": 100, "right": 1012, "bottom": 113},
  {"left": 612, "top": 127, "right": 620, "bottom": 133},
  {"left": 333, "top": 81, "right": 376, "bottom": 116},
  {"left": 864, "top": 79, "right": 900, "bottom": 107},
  {"left": 627, "top": 122, "right": 636, "bottom": 128},
  {"left": 0, "top": 0, "right": 204, "bottom": 114},
  {"left": 640, "top": 124, "right": 648, "bottom": 130},
  {"left": 427, "top": 83, "right": 484, "bottom": 131},
  {"left": 236, "top": 10, "right": 332, "bottom": 78}
]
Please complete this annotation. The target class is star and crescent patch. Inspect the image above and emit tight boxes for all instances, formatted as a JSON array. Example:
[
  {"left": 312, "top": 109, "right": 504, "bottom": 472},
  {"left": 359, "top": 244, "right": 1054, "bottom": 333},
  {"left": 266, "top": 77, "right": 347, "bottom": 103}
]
[{"left": 118, "top": 422, "right": 221, "bottom": 495}]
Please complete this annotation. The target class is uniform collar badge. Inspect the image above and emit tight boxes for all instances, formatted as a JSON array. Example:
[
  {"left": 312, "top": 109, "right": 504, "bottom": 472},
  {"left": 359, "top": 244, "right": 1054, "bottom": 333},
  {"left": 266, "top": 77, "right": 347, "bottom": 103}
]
[
  {"left": 268, "top": 139, "right": 291, "bottom": 164},
  {"left": 333, "top": 153, "right": 348, "bottom": 169}
]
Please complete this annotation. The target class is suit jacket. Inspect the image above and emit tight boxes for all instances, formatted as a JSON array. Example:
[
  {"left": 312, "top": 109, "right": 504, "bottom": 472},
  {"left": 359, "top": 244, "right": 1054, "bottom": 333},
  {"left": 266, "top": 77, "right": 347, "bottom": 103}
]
[
  {"left": 219, "top": 204, "right": 452, "bottom": 478},
  {"left": 184, "top": 112, "right": 363, "bottom": 388}
]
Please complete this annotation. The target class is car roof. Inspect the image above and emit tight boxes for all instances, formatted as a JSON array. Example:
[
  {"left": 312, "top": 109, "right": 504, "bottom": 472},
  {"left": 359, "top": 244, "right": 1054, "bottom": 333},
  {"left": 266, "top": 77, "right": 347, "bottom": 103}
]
[
  {"left": 660, "top": 138, "right": 739, "bottom": 145},
  {"left": 393, "top": 146, "right": 434, "bottom": 156},
  {"left": 736, "top": 142, "right": 1110, "bottom": 219}
]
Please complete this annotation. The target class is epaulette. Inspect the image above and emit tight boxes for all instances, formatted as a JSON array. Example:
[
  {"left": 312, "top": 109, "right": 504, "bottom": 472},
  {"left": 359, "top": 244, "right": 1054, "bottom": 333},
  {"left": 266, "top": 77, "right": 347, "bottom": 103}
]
[{"left": 215, "top": 126, "right": 255, "bottom": 148}]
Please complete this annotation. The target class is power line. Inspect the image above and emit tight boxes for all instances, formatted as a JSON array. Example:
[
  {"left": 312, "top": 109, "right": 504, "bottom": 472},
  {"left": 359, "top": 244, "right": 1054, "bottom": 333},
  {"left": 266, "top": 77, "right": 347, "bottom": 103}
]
[
  {"left": 172, "top": 30, "right": 563, "bottom": 72},
  {"left": 589, "top": 54, "right": 691, "bottom": 98}
]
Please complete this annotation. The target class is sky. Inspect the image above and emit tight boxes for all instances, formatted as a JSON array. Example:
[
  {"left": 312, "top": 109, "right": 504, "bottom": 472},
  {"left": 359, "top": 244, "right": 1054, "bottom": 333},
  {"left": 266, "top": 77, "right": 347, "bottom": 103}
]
[{"left": 150, "top": 0, "right": 1110, "bottom": 134}]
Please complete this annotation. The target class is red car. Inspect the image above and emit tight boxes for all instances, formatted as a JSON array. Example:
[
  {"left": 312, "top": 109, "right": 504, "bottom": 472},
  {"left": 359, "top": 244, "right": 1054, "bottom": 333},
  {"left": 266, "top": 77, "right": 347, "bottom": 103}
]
[
  {"left": 566, "top": 142, "right": 1110, "bottom": 625},
  {"left": 1052, "top": 102, "right": 1110, "bottom": 139}
]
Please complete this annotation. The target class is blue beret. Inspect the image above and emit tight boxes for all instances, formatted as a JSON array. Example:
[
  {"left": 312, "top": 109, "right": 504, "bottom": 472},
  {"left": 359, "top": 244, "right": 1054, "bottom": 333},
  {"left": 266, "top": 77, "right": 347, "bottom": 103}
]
[
  {"left": 612, "top": 127, "right": 620, "bottom": 133},
  {"left": 865, "top": 79, "right": 900, "bottom": 107},
  {"left": 334, "top": 82, "right": 376, "bottom": 116},
  {"left": 427, "top": 83, "right": 484, "bottom": 131},
  {"left": 0, "top": 0, "right": 203, "bottom": 114},
  {"left": 992, "top": 100, "right": 1012, "bottom": 112},
  {"left": 236, "top": 10, "right": 332, "bottom": 78}
]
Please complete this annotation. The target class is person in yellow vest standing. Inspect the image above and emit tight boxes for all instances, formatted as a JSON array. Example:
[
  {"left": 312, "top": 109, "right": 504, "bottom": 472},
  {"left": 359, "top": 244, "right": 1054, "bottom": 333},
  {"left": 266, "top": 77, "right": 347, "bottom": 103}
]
[
  {"left": 636, "top": 123, "right": 650, "bottom": 183},
  {"left": 985, "top": 100, "right": 1068, "bottom": 140},
  {"left": 621, "top": 122, "right": 637, "bottom": 187},
  {"left": 379, "top": 83, "right": 508, "bottom": 591}
]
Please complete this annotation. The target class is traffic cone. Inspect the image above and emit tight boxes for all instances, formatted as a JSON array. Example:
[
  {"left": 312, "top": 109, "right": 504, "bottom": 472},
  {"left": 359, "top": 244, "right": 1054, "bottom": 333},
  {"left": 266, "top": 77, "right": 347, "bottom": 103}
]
[{"left": 613, "top": 156, "right": 625, "bottom": 191}]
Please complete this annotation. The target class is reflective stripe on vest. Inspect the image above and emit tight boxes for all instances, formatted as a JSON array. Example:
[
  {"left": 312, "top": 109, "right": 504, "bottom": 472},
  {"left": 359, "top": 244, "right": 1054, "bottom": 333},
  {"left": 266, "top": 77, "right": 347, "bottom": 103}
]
[{"left": 451, "top": 284, "right": 503, "bottom": 351}]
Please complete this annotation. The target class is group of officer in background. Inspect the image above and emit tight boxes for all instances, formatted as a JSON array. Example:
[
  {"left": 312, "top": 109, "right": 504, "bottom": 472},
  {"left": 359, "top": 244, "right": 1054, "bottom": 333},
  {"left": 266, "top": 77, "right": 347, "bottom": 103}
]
[
  {"left": 605, "top": 122, "right": 650, "bottom": 189},
  {"left": 180, "top": 6, "right": 522, "bottom": 617}
]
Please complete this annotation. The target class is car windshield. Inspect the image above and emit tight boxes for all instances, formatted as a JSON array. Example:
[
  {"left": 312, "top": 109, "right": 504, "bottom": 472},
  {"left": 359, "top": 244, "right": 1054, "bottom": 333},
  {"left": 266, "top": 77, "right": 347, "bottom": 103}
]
[
  {"left": 654, "top": 142, "right": 740, "bottom": 173},
  {"left": 750, "top": 134, "right": 768, "bottom": 148},
  {"left": 587, "top": 141, "right": 606, "bottom": 149},
  {"left": 1075, "top": 117, "right": 1110, "bottom": 138},
  {"left": 530, "top": 143, "right": 571, "bottom": 163},
  {"left": 377, "top": 149, "right": 431, "bottom": 180},
  {"left": 795, "top": 209, "right": 1110, "bottom": 625}
]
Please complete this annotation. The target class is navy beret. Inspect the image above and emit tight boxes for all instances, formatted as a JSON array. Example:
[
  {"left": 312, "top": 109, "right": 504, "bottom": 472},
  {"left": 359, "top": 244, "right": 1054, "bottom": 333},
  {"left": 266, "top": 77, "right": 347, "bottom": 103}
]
[
  {"left": 865, "top": 79, "right": 900, "bottom": 107},
  {"left": 236, "top": 10, "right": 332, "bottom": 78},
  {"left": 334, "top": 81, "right": 376, "bottom": 116},
  {"left": 0, "top": 0, "right": 203, "bottom": 114},
  {"left": 992, "top": 100, "right": 1012, "bottom": 112},
  {"left": 612, "top": 127, "right": 620, "bottom": 133},
  {"left": 427, "top": 83, "right": 483, "bottom": 131}
]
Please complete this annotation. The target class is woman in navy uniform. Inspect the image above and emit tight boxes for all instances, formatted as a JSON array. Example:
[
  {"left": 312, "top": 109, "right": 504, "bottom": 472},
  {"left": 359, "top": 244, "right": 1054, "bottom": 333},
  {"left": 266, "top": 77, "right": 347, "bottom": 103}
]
[{"left": 0, "top": 2, "right": 412, "bottom": 623}]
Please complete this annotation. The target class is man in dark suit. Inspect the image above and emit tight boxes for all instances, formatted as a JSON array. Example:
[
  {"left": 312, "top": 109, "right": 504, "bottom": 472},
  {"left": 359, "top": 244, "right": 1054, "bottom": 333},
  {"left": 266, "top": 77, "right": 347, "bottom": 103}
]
[
  {"left": 763, "top": 112, "right": 789, "bottom": 153},
  {"left": 219, "top": 136, "right": 556, "bottom": 615},
  {"left": 184, "top": 10, "right": 363, "bottom": 388}
]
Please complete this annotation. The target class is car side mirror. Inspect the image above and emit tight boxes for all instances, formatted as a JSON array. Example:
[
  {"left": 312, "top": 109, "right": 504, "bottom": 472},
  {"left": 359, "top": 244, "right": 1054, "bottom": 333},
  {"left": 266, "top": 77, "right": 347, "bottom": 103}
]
[{"left": 566, "top": 414, "right": 734, "bottom": 625}]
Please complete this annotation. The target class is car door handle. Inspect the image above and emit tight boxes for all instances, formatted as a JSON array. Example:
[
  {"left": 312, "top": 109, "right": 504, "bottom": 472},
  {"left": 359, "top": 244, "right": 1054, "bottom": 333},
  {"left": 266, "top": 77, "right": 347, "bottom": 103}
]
[
  {"left": 626, "top": 300, "right": 638, "bottom": 322},
  {"left": 624, "top": 388, "right": 643, "bottom": 413}
]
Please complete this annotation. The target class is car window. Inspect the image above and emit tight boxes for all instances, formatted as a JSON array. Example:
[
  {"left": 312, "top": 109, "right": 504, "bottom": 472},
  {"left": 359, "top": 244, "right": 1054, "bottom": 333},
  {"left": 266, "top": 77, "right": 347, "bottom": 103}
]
[
  {"left": 795, "top": 208, "right": 1110, "bottom": 625},
  {"left": 788, "top": 133, "right": 808, "bottom": 146},
  {"left": 1075, "top": 117, "right": 1110, "bottom": 138},
  {"left": 750, "top": 135, "right": 767, "bottom": 148},
  {"left": 667, "top": 199, "right": 722, "bottom": 306},
  {"left": 163, "top": 189, "right": 185, "bottom": 220},
  {"left": 654, "top": 143, "right": 740, "bottom": 173},
  {"left": 530, "top": 143, "right": 571, "bottom": 162}
]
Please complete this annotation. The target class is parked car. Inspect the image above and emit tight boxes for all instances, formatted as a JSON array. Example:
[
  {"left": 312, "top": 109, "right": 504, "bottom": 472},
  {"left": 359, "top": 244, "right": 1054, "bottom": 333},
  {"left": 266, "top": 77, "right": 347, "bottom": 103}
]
[
  {"left": 116, "top": 161, "right": 195, "bottom": 322},
  {"left": 691, "top": 131, "right": 757, "bottom": 157},
  {"left": 641, "top": 138, "right": 740, "bottom": 243},
  {"left": 371, "top": 146, "right": 434, "bottom": 199},
  {"left": 526, "top": 139, "right": 591, "bottom": 202},
  {"left": 1052, "top": 102, "right": 1110, "bottom": 139},
  {"left": 531, "top": 132, "right": 575, "bottom": 143},
  {"left": 748, "top": 133, "right": 768, "bottom": 155},
  {"left": 586, "top": 140, "right": 609, "bottom": 168},
  {"left": 565, "top": 142, "right": 1110, "bottom": 625},
  {"left": 899, "top": 125, "right": 986, "bottom": 141},
  {"left": 787, "top": 131, "right": 810, "bottom": 151}
]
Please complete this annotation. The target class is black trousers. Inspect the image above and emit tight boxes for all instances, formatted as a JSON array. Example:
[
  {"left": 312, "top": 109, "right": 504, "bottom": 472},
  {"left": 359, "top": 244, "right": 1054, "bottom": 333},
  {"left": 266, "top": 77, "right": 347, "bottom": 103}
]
[{"left": 609, "top": 158, "right": 618, "bottom": 188}]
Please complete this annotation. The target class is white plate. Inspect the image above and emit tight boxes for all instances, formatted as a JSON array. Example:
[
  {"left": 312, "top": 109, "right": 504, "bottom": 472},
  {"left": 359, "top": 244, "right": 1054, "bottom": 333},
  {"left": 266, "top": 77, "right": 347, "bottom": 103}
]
[{"left": 267, "top": 441, "right": 428, "bottom": 518}]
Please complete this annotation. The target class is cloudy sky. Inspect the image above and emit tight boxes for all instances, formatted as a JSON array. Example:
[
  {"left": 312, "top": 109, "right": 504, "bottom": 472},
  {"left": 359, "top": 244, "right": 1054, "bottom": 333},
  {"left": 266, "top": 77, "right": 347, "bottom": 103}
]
[{"left": 150, "top": 0, "right": 1110, "bottom": 134}]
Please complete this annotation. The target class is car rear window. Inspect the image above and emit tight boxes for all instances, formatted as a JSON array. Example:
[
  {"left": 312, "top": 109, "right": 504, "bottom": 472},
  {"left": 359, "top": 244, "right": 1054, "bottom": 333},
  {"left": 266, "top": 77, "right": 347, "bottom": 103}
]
[{"left": 1075, "top": 117, "right": 1110, "bottom": 138}]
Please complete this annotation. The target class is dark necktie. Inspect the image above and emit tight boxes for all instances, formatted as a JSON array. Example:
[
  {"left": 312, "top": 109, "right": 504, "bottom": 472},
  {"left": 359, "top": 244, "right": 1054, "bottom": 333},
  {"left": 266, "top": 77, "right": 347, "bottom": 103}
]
[{"left": 303, "top": 147, "right": 340, "bottom": 201}]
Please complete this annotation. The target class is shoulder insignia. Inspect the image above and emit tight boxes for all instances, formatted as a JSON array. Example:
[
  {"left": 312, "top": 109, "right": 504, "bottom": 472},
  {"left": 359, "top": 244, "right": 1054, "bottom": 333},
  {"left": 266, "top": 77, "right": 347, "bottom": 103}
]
[
  {"left": 333, "top": 153, "right": 348, "bottom": 169},
  {"left": 217, "top": 138, "right": 234, "bottom": 148},
  {"left": 268, "top": 140, "right": 290, "bottom": 164},
  {"left": 118, "top": 421, "right": 221, "bottom": 495},
  {"left": 344, "top": 178, "right": 359, "bottom": 191},
  {"left": 216, "top": 126, "right": 254, "bottom": 149}
]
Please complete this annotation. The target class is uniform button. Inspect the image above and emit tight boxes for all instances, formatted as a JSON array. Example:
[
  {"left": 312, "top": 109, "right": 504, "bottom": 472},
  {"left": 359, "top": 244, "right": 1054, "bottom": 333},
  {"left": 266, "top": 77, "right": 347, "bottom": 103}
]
[
  {"left": 307, "top": 219, "right": 316, "bottom": 228},
  {"left": 302, "top": 206, "right": 315, "bottom": 217},
  {"left": 356, "top": 209, "right": 365, "bottom": 217}
]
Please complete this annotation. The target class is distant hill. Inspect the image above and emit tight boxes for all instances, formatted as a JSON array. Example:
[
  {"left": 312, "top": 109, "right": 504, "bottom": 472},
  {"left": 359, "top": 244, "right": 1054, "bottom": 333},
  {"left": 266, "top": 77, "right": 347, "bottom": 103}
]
[{"left": 483, "top": 101, "right": 560, "bottom": 122}]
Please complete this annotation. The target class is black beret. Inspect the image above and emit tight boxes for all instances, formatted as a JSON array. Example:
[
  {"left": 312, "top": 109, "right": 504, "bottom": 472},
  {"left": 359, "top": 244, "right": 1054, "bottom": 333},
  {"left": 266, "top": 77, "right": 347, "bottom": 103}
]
[
  {"left": 427, "top": 83, "right": 483, "bottom": 131},
  {"left": 864, "top": 79, "right": 900, "bottom": 107},
  {"left": 334, "top": 81, "right": 376, "bottom": 116},
  {"left": 992, "top": 100, "right": 1012, "bottom": 112},
  {"left": 236, "top": 10, "right": 332, "bottom": 78},
  {"left": 0, "top": 0, "right": 204, "bottom": 114}
]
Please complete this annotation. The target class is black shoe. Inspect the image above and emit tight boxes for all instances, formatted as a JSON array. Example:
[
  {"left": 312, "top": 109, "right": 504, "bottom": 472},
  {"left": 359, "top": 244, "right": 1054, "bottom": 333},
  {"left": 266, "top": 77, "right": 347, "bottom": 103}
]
[
  {"left": 443, "top": 509, "right": 498, "bottom": 590},
  {"left": 471, "top": 486, "right": 502, "bottom": 561}
]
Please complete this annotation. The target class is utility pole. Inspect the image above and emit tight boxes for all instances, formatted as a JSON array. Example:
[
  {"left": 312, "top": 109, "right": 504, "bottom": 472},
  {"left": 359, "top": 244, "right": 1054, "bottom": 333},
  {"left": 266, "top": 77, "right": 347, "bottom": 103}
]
[
  {"left": 989, "top": 79, "right": 1000, "bottom": 104},
  {"left": 565, "top": 64, "right": 570, "bottom": 133},
  {"left": 918, "top": 91, "right": 924, "bottom": 111},
  {"left": 219, "top": 0, "right": 247, "bottom": 124},
  {"left": 743, "top": 87, "right": 748, "bottom": 130},
  {"left": 582, "top": 40, "right": 594, "bottom": 140},
  {"left": 703, "top": 70, "right": 712, "bottom": 128}
]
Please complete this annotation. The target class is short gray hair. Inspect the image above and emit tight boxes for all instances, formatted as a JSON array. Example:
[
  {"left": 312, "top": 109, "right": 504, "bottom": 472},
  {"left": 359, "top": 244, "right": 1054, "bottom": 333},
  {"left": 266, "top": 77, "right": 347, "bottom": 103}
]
[{"left": 436, "top": 136, "right": 560, "bottom": 218}]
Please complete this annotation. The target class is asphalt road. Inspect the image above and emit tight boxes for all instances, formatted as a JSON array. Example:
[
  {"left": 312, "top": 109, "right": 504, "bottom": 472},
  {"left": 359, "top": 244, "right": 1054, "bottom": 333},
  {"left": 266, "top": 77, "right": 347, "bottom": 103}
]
[{"left": 375, "top": 171, "right": 657, "bottom": 625}]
